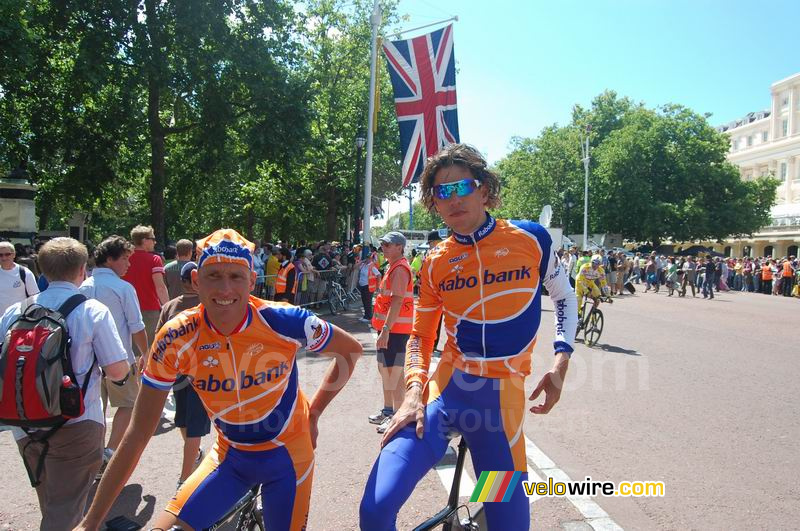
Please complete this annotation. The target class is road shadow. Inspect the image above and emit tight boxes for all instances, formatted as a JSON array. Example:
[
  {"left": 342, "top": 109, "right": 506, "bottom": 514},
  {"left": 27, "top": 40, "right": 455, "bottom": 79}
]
[
  {"left": 154, "top": 416, "right": 176, "bottom": 436},
  {"left": 87, "top": 483, "right": 156, "bottom": 529},
  {"left": 597, "top": 343, "right": 641, "bottom": 356},
  {"left": 575, "top": 338, "right": 641, "bottom": 356}
]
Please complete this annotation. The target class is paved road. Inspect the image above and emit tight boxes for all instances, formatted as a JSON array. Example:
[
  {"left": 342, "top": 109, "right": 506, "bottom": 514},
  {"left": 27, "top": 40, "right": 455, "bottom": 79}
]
[{"left": 1, "top": 288, "right": 798, "bottom": 530}]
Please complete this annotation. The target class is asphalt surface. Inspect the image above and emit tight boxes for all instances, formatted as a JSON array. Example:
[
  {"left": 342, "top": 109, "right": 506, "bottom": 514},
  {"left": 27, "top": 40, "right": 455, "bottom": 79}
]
[{"left": 1, "top": 287, "right": 798, "bottom": 530}]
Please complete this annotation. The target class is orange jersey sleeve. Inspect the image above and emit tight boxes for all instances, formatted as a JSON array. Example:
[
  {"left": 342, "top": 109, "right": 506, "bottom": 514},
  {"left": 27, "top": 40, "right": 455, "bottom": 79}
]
[{"left": 405, "top": 253, "right": 443, "bottom": 388}]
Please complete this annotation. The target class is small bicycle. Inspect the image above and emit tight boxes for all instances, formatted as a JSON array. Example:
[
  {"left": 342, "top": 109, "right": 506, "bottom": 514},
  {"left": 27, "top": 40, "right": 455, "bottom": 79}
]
[
  {"left": 326, "top": 279, "right": 351, "bottom": 315},
  {"left": 414, "top": 437, "right": 487, "bottom": 531},
  {"left": 577, "top": 294, "right": 611, "bottom": 347}
]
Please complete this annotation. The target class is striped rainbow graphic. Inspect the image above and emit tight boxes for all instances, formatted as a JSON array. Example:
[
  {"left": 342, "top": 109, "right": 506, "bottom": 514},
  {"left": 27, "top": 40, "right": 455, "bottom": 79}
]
[{"left": 470, "top": 471, "right": 523, "bottom": 502}]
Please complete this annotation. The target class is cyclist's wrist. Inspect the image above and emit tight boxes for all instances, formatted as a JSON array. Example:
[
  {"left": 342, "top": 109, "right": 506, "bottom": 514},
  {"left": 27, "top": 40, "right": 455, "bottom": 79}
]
[{"left": 406, "top": 381, "right": 423, "bottom": 395}]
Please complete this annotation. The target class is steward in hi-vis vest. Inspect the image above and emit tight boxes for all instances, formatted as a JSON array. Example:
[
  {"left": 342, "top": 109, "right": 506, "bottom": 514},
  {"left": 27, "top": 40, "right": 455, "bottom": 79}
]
[{"left": 366, "top": 231, "right": 416, "bottom": 435}]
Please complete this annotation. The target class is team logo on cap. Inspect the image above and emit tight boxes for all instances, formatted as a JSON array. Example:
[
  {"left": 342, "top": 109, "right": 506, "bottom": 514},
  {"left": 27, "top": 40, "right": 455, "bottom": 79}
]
[{"left": 196, "top": 229, "right": 255, "bottom": 270}]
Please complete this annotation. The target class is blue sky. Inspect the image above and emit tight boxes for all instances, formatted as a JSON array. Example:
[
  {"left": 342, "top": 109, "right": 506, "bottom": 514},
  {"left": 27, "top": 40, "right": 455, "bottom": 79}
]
[{"left": 390, "top": 0, "right": 800, "bottom": 164}]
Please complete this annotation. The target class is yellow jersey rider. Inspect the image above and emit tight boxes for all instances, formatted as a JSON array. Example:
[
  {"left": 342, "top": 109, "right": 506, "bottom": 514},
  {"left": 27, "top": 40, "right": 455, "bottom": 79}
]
[{"left": 575, "top": 255, "right": 609, "bottom": 316}]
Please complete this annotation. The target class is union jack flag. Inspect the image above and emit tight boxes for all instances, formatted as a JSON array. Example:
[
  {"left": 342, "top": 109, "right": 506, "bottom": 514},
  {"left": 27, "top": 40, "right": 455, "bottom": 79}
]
[{"left": 383, "top": 24, "right": 460, "bottom": 188}]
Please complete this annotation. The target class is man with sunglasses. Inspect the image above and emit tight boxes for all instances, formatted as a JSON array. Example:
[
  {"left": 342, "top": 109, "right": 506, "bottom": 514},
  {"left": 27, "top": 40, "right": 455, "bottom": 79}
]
[
  {"left": 0, "top": 240, "right": 40, "bottom": 315},
  {"left": 360, "top": 143, "right": 578, "bottom": 531}
]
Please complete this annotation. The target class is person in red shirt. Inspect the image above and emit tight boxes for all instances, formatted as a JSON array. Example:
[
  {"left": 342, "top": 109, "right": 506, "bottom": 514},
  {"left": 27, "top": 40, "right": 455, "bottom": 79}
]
[{"left": 123, "top": 225, "right": 169, "bottom": 342}]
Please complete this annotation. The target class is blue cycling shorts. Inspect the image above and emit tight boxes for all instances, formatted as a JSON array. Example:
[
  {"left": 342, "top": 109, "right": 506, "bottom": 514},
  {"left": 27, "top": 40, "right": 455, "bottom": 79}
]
[
  {"left": 360, "top": 363, "right": 530, "bottom": 531},
  {"left": 167, "top": 435, "right": 314, "bottom": 530}
]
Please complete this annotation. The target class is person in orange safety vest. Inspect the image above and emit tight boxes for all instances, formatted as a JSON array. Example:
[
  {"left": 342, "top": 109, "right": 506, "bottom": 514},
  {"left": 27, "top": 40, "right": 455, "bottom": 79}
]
[{"left": 367, "top": 231, "right": 415, "bottom": 434}]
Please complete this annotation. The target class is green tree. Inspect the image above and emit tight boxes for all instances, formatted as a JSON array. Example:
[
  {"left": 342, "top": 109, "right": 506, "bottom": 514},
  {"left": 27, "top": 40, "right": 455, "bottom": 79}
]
[
  {"left": 592, "top": 105, "right": 777, "bottom": 245},
  {"left": 495, "top": 93, "right": 777, "bottom": 245}
]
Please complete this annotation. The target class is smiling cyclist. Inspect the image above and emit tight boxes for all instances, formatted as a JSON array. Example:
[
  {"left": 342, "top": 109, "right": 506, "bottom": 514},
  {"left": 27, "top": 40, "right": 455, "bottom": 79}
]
[
  {"left": 78, "top": 229, "right": 362, "bottom": 531},
  {"left": 359, "top": 144, "right": 578, "bottom": 531}
]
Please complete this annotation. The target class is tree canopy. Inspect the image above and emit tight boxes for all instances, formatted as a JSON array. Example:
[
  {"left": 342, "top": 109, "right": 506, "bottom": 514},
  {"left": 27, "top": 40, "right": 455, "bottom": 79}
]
[
  {"left": 1, "top": 0, "right": 404, "bottom": 244},
  {"left": 495, "top": 91, "right": 777, "bottom": 245},
  {"left": 1, "top": 9, "right": 776, "bottom": 247}
]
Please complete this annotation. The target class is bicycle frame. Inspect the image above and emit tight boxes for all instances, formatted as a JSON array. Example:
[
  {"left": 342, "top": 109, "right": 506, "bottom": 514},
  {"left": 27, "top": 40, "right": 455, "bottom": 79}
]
[
  {"left": 206, "top": 485, "right": 262, "bottom": 530},
  {"left": 414, "top": 437, "right": 476, "bottom": 531}
]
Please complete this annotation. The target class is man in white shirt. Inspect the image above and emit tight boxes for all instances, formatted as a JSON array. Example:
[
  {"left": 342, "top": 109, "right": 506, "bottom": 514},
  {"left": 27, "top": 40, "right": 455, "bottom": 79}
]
[
  {"left": 80, "top": 236, "right": 148, "bottom": 466},
  {"left": 0, "top": 240, "right": 39, "bottom": 314},
  {"left": 3, "top": 237, "right": 130, "bottom": 530}
]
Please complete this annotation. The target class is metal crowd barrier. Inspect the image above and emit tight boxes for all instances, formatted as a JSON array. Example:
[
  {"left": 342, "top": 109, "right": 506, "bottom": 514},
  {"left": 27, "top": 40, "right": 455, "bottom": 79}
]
[{"left": 253, "top": 267, "right": 361, "bottom": 312}]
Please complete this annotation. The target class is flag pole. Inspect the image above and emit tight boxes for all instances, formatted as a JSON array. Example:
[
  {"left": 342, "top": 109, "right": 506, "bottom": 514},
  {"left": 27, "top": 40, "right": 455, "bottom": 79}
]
[
  {"left": 408, "top": 186, "right": 413, "bottom": 231},
  {"left": 362, "top": 0, "right": 381, "bottom": 259},
  {"left": 389, "top": 16, "right": 458, "bottom": 39}
]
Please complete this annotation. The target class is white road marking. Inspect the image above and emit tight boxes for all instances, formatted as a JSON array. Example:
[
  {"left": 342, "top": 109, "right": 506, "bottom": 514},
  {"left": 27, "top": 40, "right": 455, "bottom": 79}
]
[
  {"left": 527, "top": 436, "right": 624, "bottom": 530},
  {"left": 433, "top": 444, "right": 475, "bottom": 498}
]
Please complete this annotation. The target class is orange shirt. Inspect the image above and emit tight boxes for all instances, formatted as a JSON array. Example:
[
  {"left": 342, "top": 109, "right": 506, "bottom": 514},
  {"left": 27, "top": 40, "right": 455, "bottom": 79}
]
[{"left": 143, "top": 296, "right": 333, "bottom": 452}]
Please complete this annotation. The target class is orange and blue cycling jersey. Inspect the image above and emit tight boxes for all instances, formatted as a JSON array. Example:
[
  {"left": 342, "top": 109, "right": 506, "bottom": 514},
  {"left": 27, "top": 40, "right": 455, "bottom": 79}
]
[
  {"left": 360, "top": 216, "right": 578, "bottom": 531},
  {"left": 142, "top": 296, "right": 333, "bottom": 530},
  {"left": 143, "top": 296, "right": 332, "bottom": 452},
  {"left": 406, "top": 215, "right": 578, "bottom": 387}
]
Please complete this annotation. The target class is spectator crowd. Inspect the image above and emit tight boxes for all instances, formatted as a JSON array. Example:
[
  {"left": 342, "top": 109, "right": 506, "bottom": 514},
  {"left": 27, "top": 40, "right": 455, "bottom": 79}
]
[{"left": 559, "top": 247, "right": 799, "bottom": 300}]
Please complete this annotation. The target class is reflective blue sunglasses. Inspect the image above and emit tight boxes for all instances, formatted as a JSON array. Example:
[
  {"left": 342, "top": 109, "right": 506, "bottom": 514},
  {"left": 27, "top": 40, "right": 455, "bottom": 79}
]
[{"left": 433, "top": 178, "right": 482, "bottom": 200}]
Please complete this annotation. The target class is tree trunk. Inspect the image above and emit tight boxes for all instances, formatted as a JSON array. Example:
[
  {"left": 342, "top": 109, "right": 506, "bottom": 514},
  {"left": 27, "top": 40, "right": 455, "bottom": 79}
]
[
  {"left": 262, "top": 219, "right": 273, "bottom": 244},
  {"left": 145, "top": 0, "right": 167, "bottom": 245},
  {"left": 244, "top": 208, "right": 254, "bottom": 241},
  {"left": 325, "top": 180, "right": 338, "bottom": 241}
]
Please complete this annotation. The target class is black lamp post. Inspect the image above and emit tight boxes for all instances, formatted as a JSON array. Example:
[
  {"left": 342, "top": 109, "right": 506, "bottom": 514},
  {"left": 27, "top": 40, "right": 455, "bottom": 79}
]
[{"left": 353, "top": 133, "right": 366, "bottom": 243}]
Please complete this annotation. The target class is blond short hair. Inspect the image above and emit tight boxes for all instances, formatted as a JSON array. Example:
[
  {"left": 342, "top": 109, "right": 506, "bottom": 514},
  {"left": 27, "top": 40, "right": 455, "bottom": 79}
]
[
  {"left": 176, "top": 239, "right": 194, "bottom": 258},
  {"left": 130, "top": 225, "right": 155, "bottom": 246},
  {"left": 0, "top": 241, "right": 14, "bottom": 254},
  {"left": 38, "top": 238, "right": 88, "bottom": 281}
]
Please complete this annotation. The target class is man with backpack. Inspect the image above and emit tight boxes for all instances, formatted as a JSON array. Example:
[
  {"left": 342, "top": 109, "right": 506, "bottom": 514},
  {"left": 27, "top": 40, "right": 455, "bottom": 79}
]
[{"left": 0, "top": 237, "right": 130, "bottom": 530}]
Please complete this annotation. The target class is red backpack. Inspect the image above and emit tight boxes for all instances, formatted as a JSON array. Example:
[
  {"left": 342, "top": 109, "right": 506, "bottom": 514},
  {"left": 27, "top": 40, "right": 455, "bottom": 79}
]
[{"left": 0, "top": 294, "right": 94, "bottom": 486}]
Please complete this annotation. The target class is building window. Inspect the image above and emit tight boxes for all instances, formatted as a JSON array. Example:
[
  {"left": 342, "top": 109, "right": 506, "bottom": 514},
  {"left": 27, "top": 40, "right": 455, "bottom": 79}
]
[
  {"left": 782, "top": 96, "right": 789, "bottom": 108},
  {"left": 780, "top": 162, "right": 787, "bottom": 180},
  {"left": 747, "top": 135, "right": 753, "bottom": 146},
  {"left": 762, "top": 131, "right": 769, "bottom": 142},
  {"left": 783, "top": 119, "right": 789, "bottom": 137}
]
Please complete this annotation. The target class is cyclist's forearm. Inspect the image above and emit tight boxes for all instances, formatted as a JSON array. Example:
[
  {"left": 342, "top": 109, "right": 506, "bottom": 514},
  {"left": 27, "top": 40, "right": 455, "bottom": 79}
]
[
  {"left": 405, "top": 334, "right": 434, "bottom": 389},
  {"left": 309, "top": 332, "right": 363, "bottom": 419},
  {"left": 82, "top": 388, "right": 166, "bottom": 527}
]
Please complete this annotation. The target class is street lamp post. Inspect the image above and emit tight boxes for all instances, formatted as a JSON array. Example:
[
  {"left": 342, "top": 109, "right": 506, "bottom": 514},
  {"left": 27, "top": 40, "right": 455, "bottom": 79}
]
[
  {"left": 580, "top": 125, "right": 592, "bottom": 250},
  {"left": 353, "top": 134, "right": 366, "bottom": 243},
  {"left": 564, "top": 191, "right": 575, "bottom": 237}
]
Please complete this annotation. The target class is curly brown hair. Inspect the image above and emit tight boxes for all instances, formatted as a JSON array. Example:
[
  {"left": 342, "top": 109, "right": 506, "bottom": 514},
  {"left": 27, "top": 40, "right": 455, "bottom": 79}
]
[{"left": 418, "top": 143, "right": 501, "bottom": 212}]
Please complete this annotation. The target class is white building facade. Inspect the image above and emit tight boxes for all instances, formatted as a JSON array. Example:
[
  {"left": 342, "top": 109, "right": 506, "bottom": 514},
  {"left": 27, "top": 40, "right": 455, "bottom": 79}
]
[{"left": 715, "top": 72, "right": 800, "bottom": 258}]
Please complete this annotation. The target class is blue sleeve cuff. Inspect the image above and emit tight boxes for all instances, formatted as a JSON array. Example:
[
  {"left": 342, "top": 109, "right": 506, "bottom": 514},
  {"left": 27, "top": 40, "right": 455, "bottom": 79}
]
[{"left": 553, "top": 341, "right": 574, "bottom": 357}]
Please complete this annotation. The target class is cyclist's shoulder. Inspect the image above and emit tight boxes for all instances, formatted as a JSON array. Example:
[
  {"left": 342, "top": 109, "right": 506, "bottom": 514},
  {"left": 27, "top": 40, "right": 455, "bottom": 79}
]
[
  {"left": 155, "top": 306, "right": 202, "bottom": 339},
  {"left": 504, "top": 218, "right": 553, "bottom": 243},
  {"left": 252, "top": 297, "right": 323, "bottom": 333}
]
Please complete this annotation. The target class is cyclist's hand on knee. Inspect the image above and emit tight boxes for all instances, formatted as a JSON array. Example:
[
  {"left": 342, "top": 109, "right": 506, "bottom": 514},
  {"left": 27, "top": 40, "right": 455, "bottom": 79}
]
[{"left": 380, "top": 386, "right": 425, "bottom": 447}]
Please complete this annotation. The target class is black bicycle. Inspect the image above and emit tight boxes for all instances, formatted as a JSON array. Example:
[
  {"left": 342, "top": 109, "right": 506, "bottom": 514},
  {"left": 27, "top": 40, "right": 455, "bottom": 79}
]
[
  {"left": 414, "top": 437, "right": 487, "bottom": 531},
  {"left": 207, "top": 485, "right": 264, "bottom": 531},
  {"left": 105, "top": 485, "right": 263, "bottom": 531},
  {"left": 577, "top": 294, "right": 611, "bottom": 347}
]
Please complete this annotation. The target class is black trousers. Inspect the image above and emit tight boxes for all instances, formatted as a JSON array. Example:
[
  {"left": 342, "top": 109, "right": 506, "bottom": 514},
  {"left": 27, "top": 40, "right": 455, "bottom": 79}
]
[{"left": 358, "top": 285, "right": 374, "bottom": 319}]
